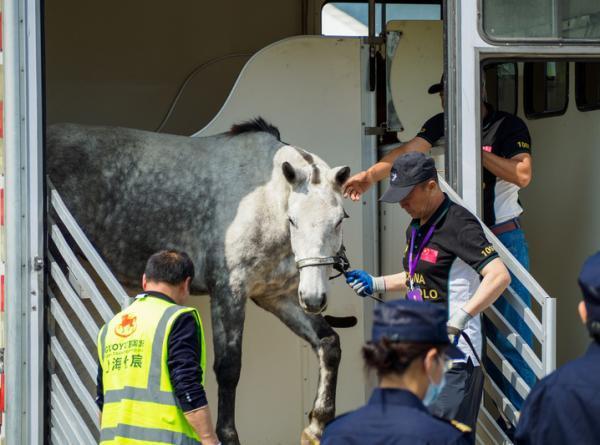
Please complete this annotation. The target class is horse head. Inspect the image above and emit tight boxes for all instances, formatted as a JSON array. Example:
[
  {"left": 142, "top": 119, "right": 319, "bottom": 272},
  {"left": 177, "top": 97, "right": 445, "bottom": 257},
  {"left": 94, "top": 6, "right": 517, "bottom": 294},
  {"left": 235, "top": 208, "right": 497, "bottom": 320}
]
[{"left": 281, "top": 157, "right": 351, "bottom": 314}]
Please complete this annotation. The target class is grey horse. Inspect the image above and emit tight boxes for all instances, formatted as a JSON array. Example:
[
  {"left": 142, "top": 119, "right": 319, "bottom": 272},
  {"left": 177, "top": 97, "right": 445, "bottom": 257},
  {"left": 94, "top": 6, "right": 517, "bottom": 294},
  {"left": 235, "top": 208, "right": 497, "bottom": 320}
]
[{"left": 47, "top": 118, "right": 351, "bottom": 444}]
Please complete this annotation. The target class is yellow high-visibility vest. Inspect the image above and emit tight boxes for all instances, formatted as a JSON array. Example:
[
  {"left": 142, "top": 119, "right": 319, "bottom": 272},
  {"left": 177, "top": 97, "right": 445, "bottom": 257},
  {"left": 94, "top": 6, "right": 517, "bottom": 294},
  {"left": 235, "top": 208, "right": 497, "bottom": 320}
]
[{"left": 97, "top": 294, "right": 206, "bottom": 445}]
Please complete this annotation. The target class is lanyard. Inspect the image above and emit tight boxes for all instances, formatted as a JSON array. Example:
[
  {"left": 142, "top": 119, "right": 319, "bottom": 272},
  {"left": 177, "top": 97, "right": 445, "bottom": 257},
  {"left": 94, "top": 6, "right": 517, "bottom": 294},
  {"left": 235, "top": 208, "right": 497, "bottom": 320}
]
[{"left": 408, "top": 224, "right": 436, "bottom": 284}]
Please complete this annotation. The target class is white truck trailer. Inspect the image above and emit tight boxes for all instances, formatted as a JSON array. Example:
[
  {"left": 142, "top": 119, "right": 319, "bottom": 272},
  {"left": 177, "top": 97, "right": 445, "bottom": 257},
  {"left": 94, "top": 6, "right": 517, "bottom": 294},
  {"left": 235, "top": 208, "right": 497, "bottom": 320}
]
[{"left": 3, "top": 0, "right": 600, "bottom": 443}]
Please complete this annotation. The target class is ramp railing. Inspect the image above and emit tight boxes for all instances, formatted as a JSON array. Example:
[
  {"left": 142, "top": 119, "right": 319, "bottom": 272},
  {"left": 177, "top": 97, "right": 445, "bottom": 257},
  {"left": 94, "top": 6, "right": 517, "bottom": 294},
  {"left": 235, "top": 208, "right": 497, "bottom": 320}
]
[
  {"left": 439, "top": 176, "right": 556, "bottom": 445},
  {"left": 46, "top": 182, "right": 128, "bottom": 444}
]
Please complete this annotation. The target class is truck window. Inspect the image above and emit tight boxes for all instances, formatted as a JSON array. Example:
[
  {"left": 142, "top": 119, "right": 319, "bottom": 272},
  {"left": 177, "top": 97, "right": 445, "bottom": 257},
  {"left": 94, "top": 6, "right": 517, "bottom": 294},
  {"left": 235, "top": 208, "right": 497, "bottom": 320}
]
[
  {"left": 482, "top": 0, "right": 600, "bottom": 42},
  {"left": 321, "top": 2, "right": 441, "bottom": 36},
  {"left": 484, "top": 62, "right": 518, "bottom": 115},
  {"left": 524, "top": 61, "right": 569, "bottom": 119},
  {"left": 575, "top": 61, "right": 600, "bottom": 112}
]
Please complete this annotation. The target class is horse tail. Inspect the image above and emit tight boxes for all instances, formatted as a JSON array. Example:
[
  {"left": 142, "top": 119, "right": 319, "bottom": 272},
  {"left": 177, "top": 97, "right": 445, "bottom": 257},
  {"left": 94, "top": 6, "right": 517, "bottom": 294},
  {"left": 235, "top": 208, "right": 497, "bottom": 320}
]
[{"left": 229, "top": 117, "right": 281, "bottom": 141}]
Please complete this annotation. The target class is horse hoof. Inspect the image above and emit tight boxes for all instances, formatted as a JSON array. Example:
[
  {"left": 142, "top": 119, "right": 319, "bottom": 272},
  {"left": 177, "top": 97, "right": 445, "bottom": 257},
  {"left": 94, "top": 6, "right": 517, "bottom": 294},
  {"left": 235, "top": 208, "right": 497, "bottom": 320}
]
[{"left": 300, "top": 428, "right": 321, "bottom": 445}]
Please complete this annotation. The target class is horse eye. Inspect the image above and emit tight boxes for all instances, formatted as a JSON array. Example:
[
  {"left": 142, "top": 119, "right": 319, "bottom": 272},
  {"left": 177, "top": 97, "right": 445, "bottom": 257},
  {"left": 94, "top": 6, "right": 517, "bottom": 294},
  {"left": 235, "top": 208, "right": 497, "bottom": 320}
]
[
  {"left": 288, "top": 217, "right": 297, "bottom": 228},
  {"left": 335, "top": 219, "right": 343, "bottom": 229}
]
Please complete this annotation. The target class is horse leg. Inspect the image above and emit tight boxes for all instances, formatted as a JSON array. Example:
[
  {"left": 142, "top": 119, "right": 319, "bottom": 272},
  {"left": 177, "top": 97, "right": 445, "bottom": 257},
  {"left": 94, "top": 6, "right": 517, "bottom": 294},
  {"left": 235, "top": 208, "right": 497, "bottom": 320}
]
[
  {"left": 211, "top": 283, "right": 247, "bottom": 445},
  {"left": 252, "top": 295, "right": 341, "bottom": 442}
]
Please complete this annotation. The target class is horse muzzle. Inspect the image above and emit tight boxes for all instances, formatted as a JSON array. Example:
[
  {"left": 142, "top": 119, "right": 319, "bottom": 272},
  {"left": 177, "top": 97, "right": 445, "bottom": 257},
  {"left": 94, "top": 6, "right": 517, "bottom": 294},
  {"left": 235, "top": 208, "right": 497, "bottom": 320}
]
[{"left": 298, "top": 290, "right": 328, "bottom": 314}]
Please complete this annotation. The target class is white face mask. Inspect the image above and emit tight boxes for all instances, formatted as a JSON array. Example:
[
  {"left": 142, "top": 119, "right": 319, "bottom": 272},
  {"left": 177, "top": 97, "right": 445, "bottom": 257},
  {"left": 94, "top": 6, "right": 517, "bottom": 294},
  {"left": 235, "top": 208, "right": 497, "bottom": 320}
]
[{"left": 423, "top": 356, "right": 447, "bottom": 406}]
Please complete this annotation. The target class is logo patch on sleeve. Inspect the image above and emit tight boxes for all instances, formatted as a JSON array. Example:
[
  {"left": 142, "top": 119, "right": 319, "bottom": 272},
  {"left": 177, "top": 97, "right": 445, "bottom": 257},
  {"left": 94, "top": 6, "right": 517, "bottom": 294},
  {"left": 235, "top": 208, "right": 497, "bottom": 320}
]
[{"left": 421, "top": 247, "right": 439, "bottom": 264}]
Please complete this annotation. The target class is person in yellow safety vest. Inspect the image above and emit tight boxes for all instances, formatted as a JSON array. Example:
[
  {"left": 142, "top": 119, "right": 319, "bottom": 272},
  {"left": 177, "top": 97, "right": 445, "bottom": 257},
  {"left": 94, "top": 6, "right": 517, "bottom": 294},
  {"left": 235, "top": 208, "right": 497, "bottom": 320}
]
[{"left": 96, "top": 250, "right": 221, "bottom": 445}]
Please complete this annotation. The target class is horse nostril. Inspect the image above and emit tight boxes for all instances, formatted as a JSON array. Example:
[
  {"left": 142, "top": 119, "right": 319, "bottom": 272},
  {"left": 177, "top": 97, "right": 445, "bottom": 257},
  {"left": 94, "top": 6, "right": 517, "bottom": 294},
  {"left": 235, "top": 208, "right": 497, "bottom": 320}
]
[{"left": 321, "top": 293, "right": 328, "bottom": 310}]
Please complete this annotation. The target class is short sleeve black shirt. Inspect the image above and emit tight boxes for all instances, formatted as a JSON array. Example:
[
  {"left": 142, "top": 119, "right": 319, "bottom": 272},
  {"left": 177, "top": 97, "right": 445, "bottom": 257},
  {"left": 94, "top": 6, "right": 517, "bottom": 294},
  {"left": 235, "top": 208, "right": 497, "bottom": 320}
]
[
  {"left": 415, "top": 106, "right": 532, "bottom": 226},
  {"left": 416, "top": 112, "right": 444, "bottom": 145},
  {"left": 402, "top": 195, "right": 498, "bottom": 304},
  {"left": 481, "top": 106, "right": 532, "bottom": 226}
]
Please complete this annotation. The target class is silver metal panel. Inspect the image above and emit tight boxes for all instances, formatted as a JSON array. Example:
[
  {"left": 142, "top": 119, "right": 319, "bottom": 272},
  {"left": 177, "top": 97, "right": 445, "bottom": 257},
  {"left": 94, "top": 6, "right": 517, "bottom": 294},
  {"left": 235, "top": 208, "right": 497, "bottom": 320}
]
[
  {"left": 542, "top": 297, "right": 557, "bottom": 374},
  {"left": 51, "top": 224, "right": 114, "bottom": 322},
  {"left": 360, "top": 42, "right": 378, "bottom": 398},
  {"left": 385, "top": 31, "right": 403, "bottom": 132},
  {"left": 24, "top": 0, "right": 46, "bottom": 441},
  {"left": 485, "top": 305, "right": 543, "bottom": 379},
  {"left": 4, "top": 0, "right": 28, "bottom": 441},
  {"left": 476, "top": 411, "right": 496, "bottom": 445},
  {"left": 486, "top": 340, "right": 530, "bottom": 400},
  {"left": 478, "top": 406, "right": 512, "bottom": 445},
  {"left": 50, "top": 188, "right": 130, "bottom": 309},
  {"left": 49, "top": 296, "right": 97, "bottom": 380},
  {"left": 500, "top": 287, "right": 543, "bottom": 341},
  {"left": 50, "top": 410, "right": 69, "bottom": 445},
  {"left": 50, "top": 374, "right": 96, "bottom": 445},
  {"left": 50, "top": 337, "right": 100, "bottom": 425},
  {"left": 483, "top": 375, "right": 520, "bottom": 427},
  {"left": 50, "top": 260, "right": 100, "bottom": 343}
]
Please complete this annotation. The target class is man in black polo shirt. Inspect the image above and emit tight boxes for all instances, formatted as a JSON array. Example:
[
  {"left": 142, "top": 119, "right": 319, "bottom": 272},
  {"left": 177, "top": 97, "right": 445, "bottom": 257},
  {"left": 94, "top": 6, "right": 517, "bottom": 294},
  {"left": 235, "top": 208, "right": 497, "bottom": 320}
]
[
  {"left": 343, "top": 76, "right": 535, "bottom": 409},
  {"left": 346, "top": 152, "right": 511, "bottom": 433}
]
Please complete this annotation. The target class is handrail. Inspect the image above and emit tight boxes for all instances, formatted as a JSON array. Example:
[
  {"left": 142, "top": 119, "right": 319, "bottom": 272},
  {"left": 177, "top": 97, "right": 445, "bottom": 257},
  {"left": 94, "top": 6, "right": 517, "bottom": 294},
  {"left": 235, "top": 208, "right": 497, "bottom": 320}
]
[
  {"left": 439, "top": 176, "right": 552, "bottom": 306},
  {"left": 438, "top": 175, "right": 557, "bottom": 439},
  {"left": 46, "top": 183, "right": 130, "bottom": 443},
  {"left": 48, "top": 182, "right": 130, "bottom": 309}
]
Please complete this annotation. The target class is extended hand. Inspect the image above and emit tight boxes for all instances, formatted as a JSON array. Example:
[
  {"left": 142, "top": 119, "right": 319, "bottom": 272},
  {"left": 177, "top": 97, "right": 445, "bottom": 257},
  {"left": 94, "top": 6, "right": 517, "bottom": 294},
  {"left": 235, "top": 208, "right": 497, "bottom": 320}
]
[{"left": 343, "top": 171, "right": 373, "bottom": 201}]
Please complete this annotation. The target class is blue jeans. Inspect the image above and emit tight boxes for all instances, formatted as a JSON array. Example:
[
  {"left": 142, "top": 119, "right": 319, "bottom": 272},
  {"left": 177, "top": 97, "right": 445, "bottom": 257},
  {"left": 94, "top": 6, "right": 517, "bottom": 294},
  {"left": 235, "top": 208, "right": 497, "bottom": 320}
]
[{"left": 482, "top": 227, "right": 537, "bottom": 411}]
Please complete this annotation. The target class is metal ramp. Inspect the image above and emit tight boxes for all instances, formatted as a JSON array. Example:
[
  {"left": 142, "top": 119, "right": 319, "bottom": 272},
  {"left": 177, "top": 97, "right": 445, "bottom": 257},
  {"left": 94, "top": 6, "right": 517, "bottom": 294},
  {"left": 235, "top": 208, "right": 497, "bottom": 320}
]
[
  {"left": 439, "top": 177, "right": 556, "bottom": 445},
  {"left": 46, "top": 183, "right": 129, "bottom": 444}
]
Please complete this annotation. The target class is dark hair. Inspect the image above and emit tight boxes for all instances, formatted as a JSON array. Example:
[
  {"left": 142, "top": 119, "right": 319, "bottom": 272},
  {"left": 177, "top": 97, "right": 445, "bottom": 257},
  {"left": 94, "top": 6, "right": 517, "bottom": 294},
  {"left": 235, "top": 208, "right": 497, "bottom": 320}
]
[
  {"left": 362, "top": 338, "right": 446, "bottom": 377},
  {"left": 144, "top": 250, "right": 195, "bottom": 285},
  {"left": 588, "top": 321, "right": 600, "bottom": 344}
]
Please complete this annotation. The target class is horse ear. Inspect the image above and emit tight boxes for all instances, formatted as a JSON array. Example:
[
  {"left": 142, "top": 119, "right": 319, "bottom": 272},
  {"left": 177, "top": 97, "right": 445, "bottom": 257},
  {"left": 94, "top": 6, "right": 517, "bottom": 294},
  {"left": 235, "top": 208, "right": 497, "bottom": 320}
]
[
  {"left": 332, "top": 166, "right": 351, "bottom": 187},
  {"left": 282, "top": 162, "right": 297, "bottom": 184}
]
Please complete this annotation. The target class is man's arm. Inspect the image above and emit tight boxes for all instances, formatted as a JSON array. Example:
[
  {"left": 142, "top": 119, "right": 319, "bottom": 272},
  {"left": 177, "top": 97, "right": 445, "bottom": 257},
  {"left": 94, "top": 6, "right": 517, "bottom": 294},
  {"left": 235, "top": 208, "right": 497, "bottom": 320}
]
[
  {"left": 448, "top": 215, "right": 510, "bottom": 329},
  {"left": 482, "top": 152, "right": 532, "bottom": 188},
  {"left": 343, "top": 136, "right": 432, "bottom": 201},
  {"left": 185, "top": 406, "right": 220, "bottom": 445},
  {"left": 461, "top": 258, "right": 510, "bottom": 317},
  {"left": 381, "top": 272, "right": 409, "bottom": 293},
  {"left": 168, "top": 313, "right": 219, "bottom": 444}
]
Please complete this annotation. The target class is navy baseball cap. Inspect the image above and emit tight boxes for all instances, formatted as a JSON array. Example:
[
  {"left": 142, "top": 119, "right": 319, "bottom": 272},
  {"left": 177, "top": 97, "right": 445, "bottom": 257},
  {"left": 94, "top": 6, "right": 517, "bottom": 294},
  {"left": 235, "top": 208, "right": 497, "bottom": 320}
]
[
  {"left": 578, "top": 251, "right": 600, "bottom": 323},
  {"left": 379, "top": 152, "right": 437, "bottom": 203},
  {"left": 372, "top": 299, "right": 464, "bottom": 359},
  {"left": 428, "top": 74, "right": 444, "bottom": 94}
]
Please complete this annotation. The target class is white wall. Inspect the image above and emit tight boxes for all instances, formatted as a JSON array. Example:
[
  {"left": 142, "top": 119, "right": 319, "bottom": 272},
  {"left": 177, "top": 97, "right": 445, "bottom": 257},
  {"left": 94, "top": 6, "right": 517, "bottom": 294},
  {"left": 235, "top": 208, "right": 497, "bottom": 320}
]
[
  {"left": 518, "top": 62, "right": 600, "bottom": 365},
  {"left": 380, "top": 20, "right": 443, "bottom": 298}
]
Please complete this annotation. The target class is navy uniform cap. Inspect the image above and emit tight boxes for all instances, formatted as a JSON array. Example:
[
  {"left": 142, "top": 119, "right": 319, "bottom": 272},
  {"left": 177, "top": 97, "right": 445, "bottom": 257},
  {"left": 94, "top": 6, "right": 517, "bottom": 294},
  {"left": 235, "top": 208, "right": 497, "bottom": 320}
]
[
  {"left": 578, "top": 251, "right": 600, "bottom": 323},
  {"left": 372, "top": 299, "right": 464, "bottom": 359},
  {"left": 379, "top": 152, "right": 437, "bottom": 203}
]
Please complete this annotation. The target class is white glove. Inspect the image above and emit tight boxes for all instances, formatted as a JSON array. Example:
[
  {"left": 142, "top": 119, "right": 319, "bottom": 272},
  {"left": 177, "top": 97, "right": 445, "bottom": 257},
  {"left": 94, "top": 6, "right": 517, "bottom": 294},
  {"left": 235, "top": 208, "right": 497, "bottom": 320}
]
[{"left": 447, "top": 308, "right": 473, "bottom": 345}]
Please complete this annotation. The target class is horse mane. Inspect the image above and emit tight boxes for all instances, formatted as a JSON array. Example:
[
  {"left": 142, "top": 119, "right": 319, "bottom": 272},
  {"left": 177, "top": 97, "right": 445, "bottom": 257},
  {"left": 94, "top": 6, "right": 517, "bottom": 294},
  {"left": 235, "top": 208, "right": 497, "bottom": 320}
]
[{"left": 229, "top": 117, "right": 281, "bottom": 141}]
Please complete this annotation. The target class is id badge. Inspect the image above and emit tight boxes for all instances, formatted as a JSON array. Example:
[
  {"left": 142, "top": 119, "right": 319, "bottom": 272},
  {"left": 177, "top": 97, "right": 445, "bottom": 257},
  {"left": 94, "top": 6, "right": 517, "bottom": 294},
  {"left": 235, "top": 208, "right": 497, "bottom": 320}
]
[{"left": 407, "top": 286, "right": 423, "bottom": 301}]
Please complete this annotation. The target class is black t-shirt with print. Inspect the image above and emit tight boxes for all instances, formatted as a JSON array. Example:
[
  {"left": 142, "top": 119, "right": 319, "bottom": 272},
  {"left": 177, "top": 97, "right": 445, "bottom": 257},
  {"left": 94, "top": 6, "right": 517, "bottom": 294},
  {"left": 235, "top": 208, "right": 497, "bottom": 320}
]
[
  {"left": 401, "top": 194, "right": 499, "bottom": 305},
  {"left": 415, "top": 107, "right": 532, "bottom": 226}
]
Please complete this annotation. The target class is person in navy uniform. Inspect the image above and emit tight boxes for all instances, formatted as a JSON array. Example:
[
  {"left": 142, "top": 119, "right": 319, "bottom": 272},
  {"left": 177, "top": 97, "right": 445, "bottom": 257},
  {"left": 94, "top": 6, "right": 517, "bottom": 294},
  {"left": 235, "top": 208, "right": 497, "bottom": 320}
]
[
  {"left": 514, "top": 251, "right": 600, "bottom": 445},
  {"left": 321, "top": 299, "right": 472, "bottom": 445}
]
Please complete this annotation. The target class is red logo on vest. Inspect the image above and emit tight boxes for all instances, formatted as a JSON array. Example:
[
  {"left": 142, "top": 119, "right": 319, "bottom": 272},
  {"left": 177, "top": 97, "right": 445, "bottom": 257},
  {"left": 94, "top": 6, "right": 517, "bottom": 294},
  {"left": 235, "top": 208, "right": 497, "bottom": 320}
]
[
  {"left": 421, "top": 248, "right": 439, "bottom": 264},
  {"left": 115, "top": 314, "right": 137, "bottom": 338}
]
